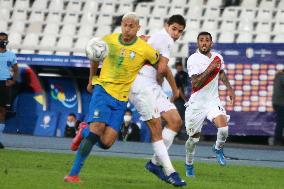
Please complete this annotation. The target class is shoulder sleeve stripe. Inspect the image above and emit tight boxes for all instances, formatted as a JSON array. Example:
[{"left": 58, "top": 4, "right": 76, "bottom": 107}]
[{"left": 192, "top": 56, "right": 221, "bottom": 93}]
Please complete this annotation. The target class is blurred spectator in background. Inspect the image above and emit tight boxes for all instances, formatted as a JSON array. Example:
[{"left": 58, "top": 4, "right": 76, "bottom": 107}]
[
  {"left": 119, "top": 109, "right": 140, "bottom": 142},
  {"left": 64, "top": 113, "right": 81, "bottom": 138},
  {"left": 174, "top": 62, "right": 191, "bottom": 123},
  {"left": 0, "top": 32, "right": 18, "bottom": 149},
  {"left": 272, "top": 70, "right": 284, "bottom": 145}
]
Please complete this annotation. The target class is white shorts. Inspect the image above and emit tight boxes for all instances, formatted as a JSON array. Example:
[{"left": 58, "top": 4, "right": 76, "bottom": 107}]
[
  {"left": 129, "top": 82, "right": 176, "bottom": 121},
  {"left": 184, "top": 100, "right": 230, "bottom": 137}
]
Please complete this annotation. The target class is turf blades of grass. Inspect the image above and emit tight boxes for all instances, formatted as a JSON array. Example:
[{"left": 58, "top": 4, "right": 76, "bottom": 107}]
[{"left": 0, "top": 149, "right": 283, "bottom": 189}]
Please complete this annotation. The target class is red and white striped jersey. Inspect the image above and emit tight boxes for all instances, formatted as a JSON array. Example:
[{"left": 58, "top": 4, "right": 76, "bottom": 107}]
[{"left": 186, "top": 50, "right": 225, "bottom": 103}]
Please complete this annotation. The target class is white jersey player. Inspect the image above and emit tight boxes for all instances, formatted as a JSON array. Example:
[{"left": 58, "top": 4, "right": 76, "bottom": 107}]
[
  {"left": 129, "top": 15, "right": 186, "bottom": 185},
  {"left": 184, "top": 32, "right": 235, "bottom": 177},
  {"left": 130, "top": 29, "right": 178, "bottom": 121}
]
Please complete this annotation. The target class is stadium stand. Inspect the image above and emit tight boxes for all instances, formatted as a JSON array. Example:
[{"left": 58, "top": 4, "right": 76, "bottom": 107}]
[
  {"left": 21, "top": 32, "right": 39, "bottom": 54},
  {"left": 222, "top": 7, "right": 239, "bottom": 19},
  {"left": 236, "top": 33, "right": 253, "bottom": 43},
  {"left": 240, "top": 0, "right": 258, "bottom": 7},
  {"left": 14, "top": 0, "right": 29, "bottom": 9},
  {"left": 273, "top": 34, "right": 284, "bottom": 43},
  {"left": 48, "top": 0, "right": 64, "bottom": 11},
  {"left": 31, "top": 0, "right": 48, "bottom": 10},
  {"left": 168, "top": 6, "right": 184, "bottom": 15},
  {"left": 2, "top": 0, "right": 282, "bottom": 55}
]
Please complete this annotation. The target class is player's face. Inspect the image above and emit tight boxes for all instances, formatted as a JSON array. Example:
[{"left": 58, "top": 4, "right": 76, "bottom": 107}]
[
  {"left": 0, "top": 34, "right": 8, "bottom": 41},
  {"left": 121, "top": 18, "right": 140, "bottom": 42},
  {"left": 67, "top": 115, "right": 76, "bottom": 122},
  {"left": 165, "top": 23, "right": 184, "bottom": 41},
  {"left": 197, "top": 35, "right": 213, "bottom": 55}
]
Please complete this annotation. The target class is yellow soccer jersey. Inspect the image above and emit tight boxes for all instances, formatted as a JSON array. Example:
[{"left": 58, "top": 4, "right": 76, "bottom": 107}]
[{"left": 93, "top": 33, "right": 159, "bottom": 101}]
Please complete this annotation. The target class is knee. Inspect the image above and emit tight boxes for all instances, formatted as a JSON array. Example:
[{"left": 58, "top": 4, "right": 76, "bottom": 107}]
[
  {"left": 167, "top": 116, "right": 183, "bottom": 132},
  {"left": 150, "top": 128, "right": 162, "bottom": 141},
  {"left": 192, "top": 132, "right": 201, "bottom": 138},
  {"left": 99, "top": 138, "right": 115, "bottom": 150},
  {"left": 185, "top": 135, "right": 200, "bottom": 149},
  {"left": 147, "top": 119, "right": 162, "bottom": 132},
  {"left": 186, "top": 132, "right": 200, "bottom": 142},
  {"left": 187, "top": 135, "right": 200, "bottom": 144},
  {"left": 99, "top": 141, "right": 111, "bottom": 150},
  {"left": 175, "top": 118, "right": 183, "bottom": 128}
]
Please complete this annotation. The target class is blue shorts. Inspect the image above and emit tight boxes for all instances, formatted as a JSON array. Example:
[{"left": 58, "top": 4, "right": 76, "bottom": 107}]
[{"left": 87, "top": 85, "right": 127, "bottom": 133}]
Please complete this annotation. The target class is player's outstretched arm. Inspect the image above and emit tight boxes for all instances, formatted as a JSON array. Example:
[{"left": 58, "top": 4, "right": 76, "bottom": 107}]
[
  {"left": 156, "top": 56, "right": 168, "bottom": 76},
  {"left": 219, "top": 70, "right": 235, "bottom": 105},
  {"left": 155, "top": 56, "right": 168, "bottom": 85},
  {"left": 191, "top": 58, "right": 221, "bottom": 88},
  {"left": 155, "top": 56, "right": 179, "bottom": 101},
  {"left": 87, "top": 60, "right": 99, "bottom": 93}
]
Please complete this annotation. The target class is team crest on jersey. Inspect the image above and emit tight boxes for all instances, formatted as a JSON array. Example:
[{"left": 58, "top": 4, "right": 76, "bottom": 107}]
[
  {"left": 130, "top": 51, "right": 135, "bottom": 59},
  {"left": 120, "top": 48, "right": 126, "bottom": 57},
  {"left": 93, "top": 110, "right": 100, "bottom": 118}
]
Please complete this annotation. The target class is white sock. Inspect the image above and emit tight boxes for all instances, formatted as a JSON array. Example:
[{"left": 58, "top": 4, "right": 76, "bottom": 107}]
[
  {"left": 152, "top": 140, "right": 175, "bottom": 176},
  {"left": 152, "top": 128, "right": 177, "bottom": 165},
  {"left": 0, "top": 123, "right": 5, "bottom": 141},
  {"left": 215, "top": 126, "right": 229, "bottom": 150},
  {"left": 185, "top": 137, "right": 199, "bottom": 165}
]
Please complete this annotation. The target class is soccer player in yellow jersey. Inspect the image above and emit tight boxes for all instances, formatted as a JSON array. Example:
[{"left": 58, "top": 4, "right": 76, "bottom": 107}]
[{"left": 64, "top": 12, "right": 159, "bottom": 183}]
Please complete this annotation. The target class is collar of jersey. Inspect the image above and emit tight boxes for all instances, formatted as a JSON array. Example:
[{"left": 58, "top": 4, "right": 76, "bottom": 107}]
[
  {"left": 119, "top": 34, "right": 137, "bottom": 46},
  {"left": 161, "top": 28, "right": 174, "bottom": 44},
  {"left": 196, "top": 49, "right": 212, "bottom": 59}
]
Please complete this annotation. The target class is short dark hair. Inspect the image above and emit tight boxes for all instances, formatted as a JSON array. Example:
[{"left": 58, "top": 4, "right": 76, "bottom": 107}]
[
  {"left": 167, "top": 14, "right": 186, "bottom": 28},
  {"left": 197, "top": 31, "right": 212, "bottom": 41},
  {"left": 0, "top": 32, "right": 8, "bottom": 38},
  {"left": 125, "top": 109, "right": 132, "bottom": 115},
  {"left": 68, "top": 113, "right": 76, "bottom": 118},
  {"left": 175, "top": 62, "right": 183, "bottom": 67}
]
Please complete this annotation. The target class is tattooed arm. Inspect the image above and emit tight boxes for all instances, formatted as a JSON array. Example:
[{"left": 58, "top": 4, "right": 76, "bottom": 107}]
[{"left": 191, "top": 58, "right": 220, "bottom": 88}]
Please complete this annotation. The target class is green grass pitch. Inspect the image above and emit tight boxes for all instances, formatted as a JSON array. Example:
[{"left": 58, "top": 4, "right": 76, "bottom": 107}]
[{"left": 0, "top": 149, "right": 283, "bottom": 189}]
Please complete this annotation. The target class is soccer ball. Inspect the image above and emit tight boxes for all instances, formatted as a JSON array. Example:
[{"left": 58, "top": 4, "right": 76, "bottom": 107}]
[{"left": 85, "top": 37, "right": 109, "bottom": 61}]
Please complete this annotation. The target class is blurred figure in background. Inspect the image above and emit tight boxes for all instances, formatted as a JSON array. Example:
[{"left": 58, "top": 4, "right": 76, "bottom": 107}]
[
  {"left": 0, "top": 32, "right": 18, "bottom": 149},
  {"left": 174, "top": 62, "right": 191, "bottom": 140},
  {"left": 119, "top": 109, "right": 140, "bottom": 142},
  {"left": 272, "top": 70, "right": 284, "bottom": 146},
  {"left": 174, "top": 62, "right": 191, "bottom": 123},
  {"left": 64, "top": 113, "right": 81, "bottom": 138}
]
